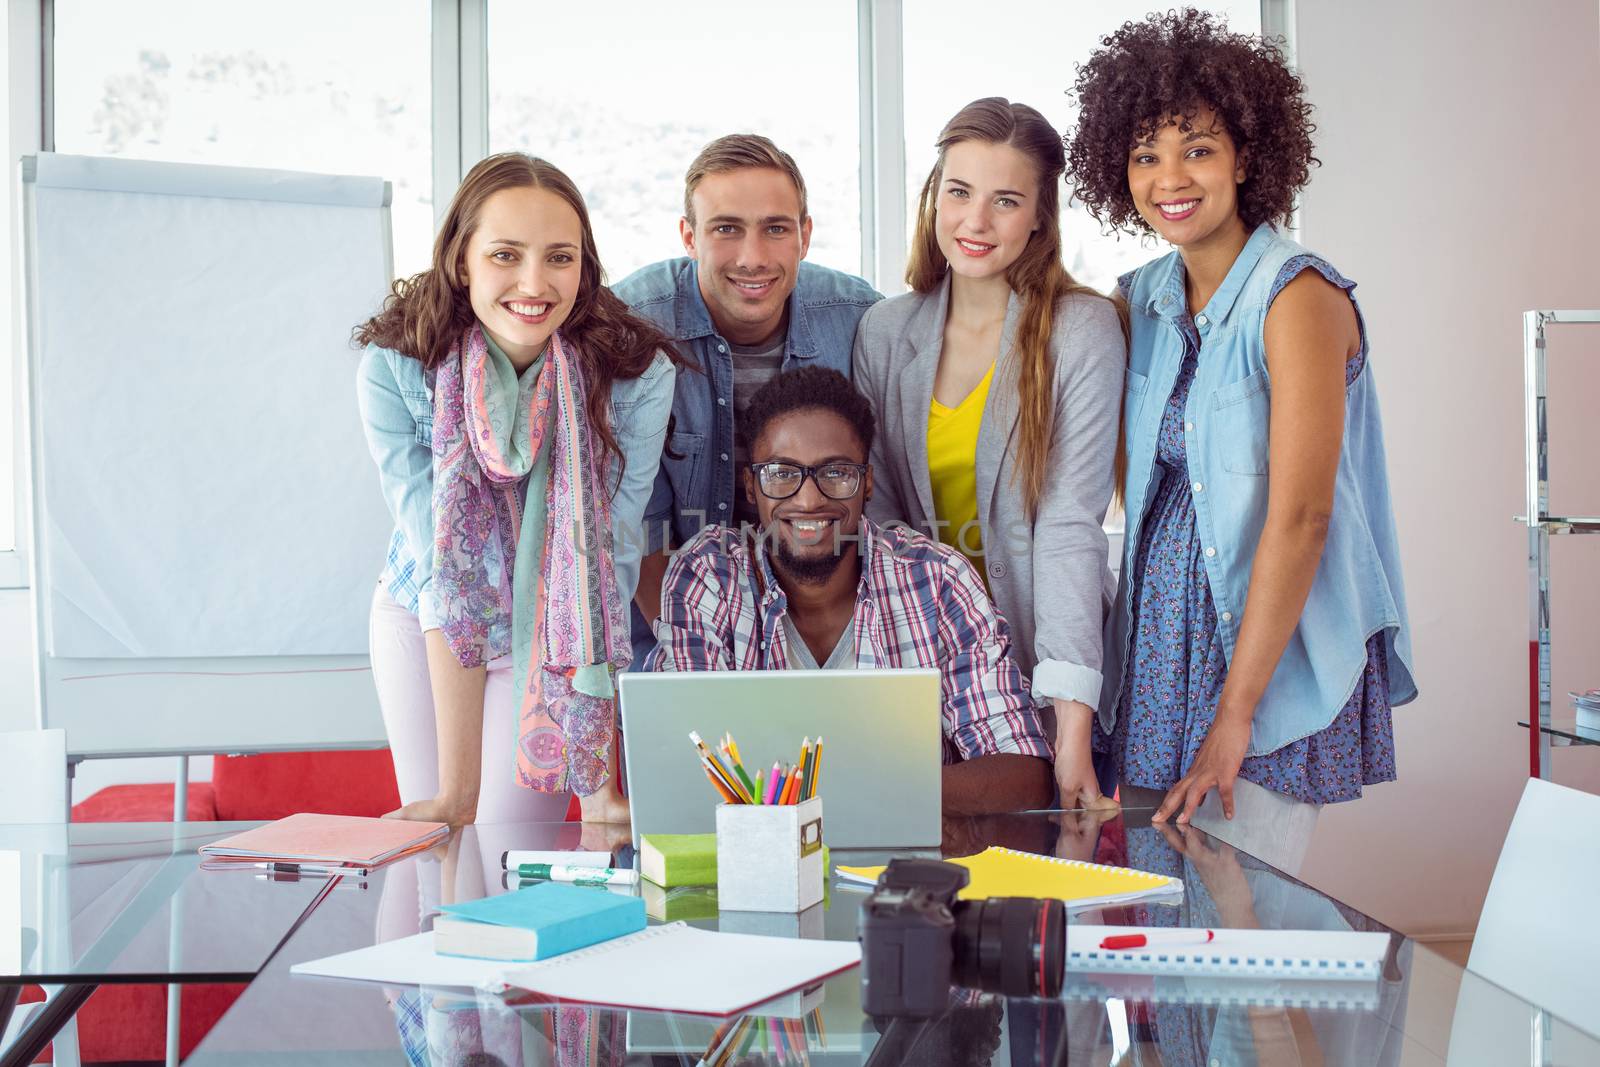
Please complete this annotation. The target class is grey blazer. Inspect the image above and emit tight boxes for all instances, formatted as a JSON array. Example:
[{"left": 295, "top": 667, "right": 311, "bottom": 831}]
[{"left": 852, "top": 276, "right": 1125, "bottom": 710}]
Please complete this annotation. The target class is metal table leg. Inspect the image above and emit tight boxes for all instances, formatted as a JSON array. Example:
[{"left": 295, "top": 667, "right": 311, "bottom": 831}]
[
  {"left": 0, "top": 984, "right": 94, "bottom": 1067},
  {"left": 0, "top": 986, "right": 20, "bottom": 1040}
]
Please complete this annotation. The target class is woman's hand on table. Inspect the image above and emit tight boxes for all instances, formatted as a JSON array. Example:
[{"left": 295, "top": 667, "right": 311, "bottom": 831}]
[
  {"left": 383, "top": 793, "right": 478, "bottom": 829},
  {"left": 1052, "top": 699, "right": 1120, "bottom": 813},
  {"left": 1153, "top": 714, "right": 1251, "bottom": 824}
]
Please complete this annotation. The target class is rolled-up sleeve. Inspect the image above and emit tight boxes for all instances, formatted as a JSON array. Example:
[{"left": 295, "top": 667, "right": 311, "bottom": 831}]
[
  {"left": 608, "top": 350, "right": 676, "bottom": 604},
  {"left": 935, "top": 552, "right": 1053, "bottom": 762},
  {"left": 644, "top": 531, "right": 734, "bottom": 672},
  {"left": 1030, "top": 299, "right": 1125, "bottom": 710},
  {"left": 356, "top": 346, "right": 441, "bottom": 629}
]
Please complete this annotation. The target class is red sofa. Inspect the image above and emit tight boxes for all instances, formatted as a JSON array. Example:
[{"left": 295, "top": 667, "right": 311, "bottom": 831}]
[{"left": 33, "top": 750, "right": 403, "bottom": 1063}]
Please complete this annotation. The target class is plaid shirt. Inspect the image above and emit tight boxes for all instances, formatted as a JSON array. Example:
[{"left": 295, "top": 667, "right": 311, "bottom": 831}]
[{"left": 645, "top": 518, "right": 1051, "bottom": 763}]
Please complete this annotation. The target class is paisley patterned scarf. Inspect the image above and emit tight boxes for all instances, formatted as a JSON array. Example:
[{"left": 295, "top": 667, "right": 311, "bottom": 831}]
[{"left": 430, "top": 323, "right": 630, "bottom": 796}]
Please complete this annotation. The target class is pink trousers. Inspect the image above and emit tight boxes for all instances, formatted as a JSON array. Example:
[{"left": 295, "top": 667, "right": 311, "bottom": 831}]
[{"left": 368, "top": 585, "right": 572, "bottom": 824}]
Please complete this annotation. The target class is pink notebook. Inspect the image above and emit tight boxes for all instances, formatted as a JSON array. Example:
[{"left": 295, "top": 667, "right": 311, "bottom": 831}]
[{"left": 198, "top": 812, "right": 449, "bottom": 870}]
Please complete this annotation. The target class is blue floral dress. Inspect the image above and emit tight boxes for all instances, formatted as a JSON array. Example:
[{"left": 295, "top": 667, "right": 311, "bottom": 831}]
[{"left": 1095, "top": 258, "right": 1397, "bottom": 805}]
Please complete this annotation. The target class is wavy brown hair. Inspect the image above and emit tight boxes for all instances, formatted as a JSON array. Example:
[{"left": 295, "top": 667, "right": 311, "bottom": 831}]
[
  {"left": 907, "top": 97, "right": 1120, "bottom": 521},
  {"left": 354, "top": 152, "right": 680, "bottom": 482}
]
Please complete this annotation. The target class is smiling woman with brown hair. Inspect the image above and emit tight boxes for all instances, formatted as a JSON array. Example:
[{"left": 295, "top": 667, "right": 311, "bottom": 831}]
[
  {"left": 1066, "top": 9, "right": 1415, "bottom": 873},
  {"left": 355, "top": 152, "right": 678, "bottom": 828}
]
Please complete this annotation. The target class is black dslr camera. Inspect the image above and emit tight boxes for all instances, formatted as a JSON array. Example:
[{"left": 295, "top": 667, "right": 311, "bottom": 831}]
[{"left": 858, "top": 857, "right": 1065, "bottom": 1017}]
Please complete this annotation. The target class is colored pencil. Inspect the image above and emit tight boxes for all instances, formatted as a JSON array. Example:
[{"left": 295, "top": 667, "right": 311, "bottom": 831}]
[
  {"left": 706, "top": 752, "right": 747, "bottom": 803},
  {"left": 753, "top": 768, "right": 764, "bottom": 804},
  {"left": 798, "top": 739, "right": 814, "bottom": 802},
  {"left": 783, "top": 766, "right": 800, "bottom": 805},
  {"left": 714, "top": 747, "right": 757, "bottom": 804},
  {"left": 710, "top": 746, "right": 750, "bottom": 800},
  {"left": 691, "top": 733, "right": 751, "bottom": 803},
  {"left": 764, "top": 761, "right": 783, "bottom": 804},
  {"left": 728, "top": 753, "right": 759, "bottom": 801},
  {"left": 807, "top": 736, "right": 823, "bottom": 800},
  {"left": 701, "top": 760, "right": 738, "bottom": 803}
]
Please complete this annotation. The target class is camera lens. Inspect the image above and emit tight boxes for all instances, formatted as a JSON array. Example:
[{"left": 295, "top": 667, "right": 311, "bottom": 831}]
[{"left": 950, "top": 897, "right": 1064, "bottom": 998}]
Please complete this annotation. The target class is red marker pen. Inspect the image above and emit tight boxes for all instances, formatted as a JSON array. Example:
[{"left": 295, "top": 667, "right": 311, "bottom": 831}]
[{"left": 1099, "top": 929, "right": 1216, "bottom": 951}]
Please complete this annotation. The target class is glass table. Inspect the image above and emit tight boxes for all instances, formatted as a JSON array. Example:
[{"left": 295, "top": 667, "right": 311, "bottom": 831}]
[
  {"left": 169, "top": 808, "right": 1600, "bottom": 1066},
  {"left": 0, "top": 821, "right": 335, "bottom": 1066}
]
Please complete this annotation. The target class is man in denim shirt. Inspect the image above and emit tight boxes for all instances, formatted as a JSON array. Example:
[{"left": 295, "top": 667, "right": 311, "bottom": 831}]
[{"left": 613, "top": 134, "right": 881, "bottom": 664}]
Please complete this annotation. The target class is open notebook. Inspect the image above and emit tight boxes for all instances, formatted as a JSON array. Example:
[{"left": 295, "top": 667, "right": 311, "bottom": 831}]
[
  {"left": 292, "top": 921, "right": 859, "bottom": 1016},
  {"left": 835, "top": 846, "right": 1183, "bottom": 908},
  {"left": 1067, "top": 925, "right": 1389, "bottom": 981}
]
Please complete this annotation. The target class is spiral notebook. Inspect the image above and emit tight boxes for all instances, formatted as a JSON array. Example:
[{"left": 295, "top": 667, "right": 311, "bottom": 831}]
[
  {"left": 1067, "top": 925, "right": 1388, "bottom": 981},
  {"left": 834, "top": 846, "right": 1183, "bottom": 908},
  {"left": 1062, "top": 973, "right": 1382, "bottom": 1010}
]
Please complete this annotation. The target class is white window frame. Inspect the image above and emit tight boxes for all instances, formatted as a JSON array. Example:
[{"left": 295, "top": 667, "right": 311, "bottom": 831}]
[
  {"left": 2, "top": 0, "right": 45, "bottom": 589},
  {"left": 3, "top": 0, "right": 1284, "bottom": 590}
]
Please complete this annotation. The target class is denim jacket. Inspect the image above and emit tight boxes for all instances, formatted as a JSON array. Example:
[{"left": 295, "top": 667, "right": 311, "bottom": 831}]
[
  {"left": 356, "top": 342, "right": 676, "bottom": 631},
  {"left": 1102, "top": 223, "right": 1416, "bottom": 756},
  {"left": 612, "top": 257, "right": 880, "bottom": 661}
]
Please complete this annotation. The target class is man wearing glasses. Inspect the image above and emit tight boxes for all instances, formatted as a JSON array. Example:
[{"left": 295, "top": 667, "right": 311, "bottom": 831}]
[
  {"left": 646, "top": 368, "right": 1054, "bottom": 813},
  {"left": 613, "top": 133, "right": 881, "bottom": 668}
]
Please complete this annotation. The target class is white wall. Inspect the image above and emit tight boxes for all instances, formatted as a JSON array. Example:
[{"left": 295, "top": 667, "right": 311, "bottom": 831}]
[{"left": 1293, "top": 0, "right": 1600, "bottom": 936}]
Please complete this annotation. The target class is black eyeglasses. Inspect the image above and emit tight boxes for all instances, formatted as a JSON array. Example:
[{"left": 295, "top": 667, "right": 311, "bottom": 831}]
[{"left": 747, "top": 461, "right": 868, "bottom": 500}]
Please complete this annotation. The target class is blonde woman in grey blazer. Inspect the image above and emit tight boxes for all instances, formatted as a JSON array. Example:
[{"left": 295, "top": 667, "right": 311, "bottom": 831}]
[{"left": 853, "top": 98, "right": 1125, "bottom": 809}]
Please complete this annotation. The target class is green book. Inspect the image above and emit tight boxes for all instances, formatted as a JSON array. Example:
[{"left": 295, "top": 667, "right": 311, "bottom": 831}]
[
  {"left": 639, "top": 836, "right": 833, "bottom": 894},
  {"left": 639, "top": 833, "right": 717, "bottom": 887},
  {"left": 640, "top": 881, "right": 721, "bottom": 921}
]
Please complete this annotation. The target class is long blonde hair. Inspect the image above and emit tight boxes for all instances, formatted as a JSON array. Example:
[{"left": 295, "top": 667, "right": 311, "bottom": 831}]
[{"left": 907, "top": 97, "right": 1118, "bottom": 520}]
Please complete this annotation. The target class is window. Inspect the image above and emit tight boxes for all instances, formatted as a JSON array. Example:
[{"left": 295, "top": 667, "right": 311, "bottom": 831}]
[
  {"left": 53, "top": 0, "right": 434, "bottom": 277},
  {"left": 486, "top": 0, "right": 861, "bottom": 284},
  {"left": 902, "top": 1, "right": 1263, "bottom": 294},
  {"left": 5, "top": 0, "right": 1276, "bottom": 580}
]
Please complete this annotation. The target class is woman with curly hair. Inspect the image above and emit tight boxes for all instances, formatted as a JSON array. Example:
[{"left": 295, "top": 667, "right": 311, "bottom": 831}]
[
  {"left": 355, "top": 153, "right": 677, "bottom": 827},
  {"left": 1066, "top": 9, "right": 1415, "bottom": 871},
  {"left": 854, "top": 97, "right": 1126, "bottom": 810}
]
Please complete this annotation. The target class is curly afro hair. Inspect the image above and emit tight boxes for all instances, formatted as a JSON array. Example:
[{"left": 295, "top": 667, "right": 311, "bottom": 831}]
[
  {"left": 1065, "top": 8, "right": 1317, "bottom": 235},
  {"left": 744, "top": 366, "right": 876, "bottom": 460}
]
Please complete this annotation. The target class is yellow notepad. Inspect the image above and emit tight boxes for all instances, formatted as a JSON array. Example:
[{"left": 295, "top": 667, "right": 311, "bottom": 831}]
[{"left": 835, "top": 846, "right": 1183, "bottom": 907}]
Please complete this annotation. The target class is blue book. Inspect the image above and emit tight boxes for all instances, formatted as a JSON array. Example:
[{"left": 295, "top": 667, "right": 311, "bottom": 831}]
[{"left": 433, "top": 882, "right": 646, "bottom": 962}]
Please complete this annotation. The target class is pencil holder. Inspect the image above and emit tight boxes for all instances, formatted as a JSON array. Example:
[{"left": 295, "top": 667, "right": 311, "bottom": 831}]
[{"left": 715, "top": 797, "right": 823, "bottom": 912}]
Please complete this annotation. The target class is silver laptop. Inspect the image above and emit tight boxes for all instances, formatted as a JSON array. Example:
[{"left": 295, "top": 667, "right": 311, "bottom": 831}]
[{"left": 619, "top": 669, "right": 942, "bottom": 848}]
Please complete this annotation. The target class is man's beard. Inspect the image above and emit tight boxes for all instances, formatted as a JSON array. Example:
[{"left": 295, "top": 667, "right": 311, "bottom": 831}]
[{"left": 772, "top": 534, "right": 848, "bottom": 586}]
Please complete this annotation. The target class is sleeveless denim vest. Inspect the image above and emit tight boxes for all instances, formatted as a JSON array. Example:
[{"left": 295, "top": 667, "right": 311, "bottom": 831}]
[{"left": 1102, "top": 223, "right": 1416, "bottom": 756}]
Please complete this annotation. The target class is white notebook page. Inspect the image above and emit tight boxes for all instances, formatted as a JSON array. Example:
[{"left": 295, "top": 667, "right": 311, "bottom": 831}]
[
  {"left": 293, "top": 922, "right": 860, "bottom": 1016},
  {"left": 501, "top": 923, "right": 860, "bottom": 1015}
]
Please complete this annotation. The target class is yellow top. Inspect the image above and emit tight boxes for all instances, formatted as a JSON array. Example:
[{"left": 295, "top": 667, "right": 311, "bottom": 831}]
[{"left": 927, "top": 362, "right": 994, "bottom": 576}]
